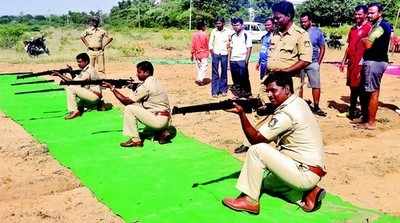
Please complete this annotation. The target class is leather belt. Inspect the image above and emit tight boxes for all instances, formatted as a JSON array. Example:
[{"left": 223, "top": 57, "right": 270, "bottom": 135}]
[
  {"left": 91, "top": 90, "right": 102, "bottom": 99},
  {"left": 307, "top": 165, "right": 327, "bottom": 178},
  {"left": 155, "top": 111, "right": 171, "bottom": 117},
  {"left": 88, "top": 47, "right": 102, "bottom": 51}
]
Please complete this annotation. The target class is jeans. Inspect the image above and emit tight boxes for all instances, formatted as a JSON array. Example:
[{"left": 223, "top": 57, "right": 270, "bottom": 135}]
[
  {"left": 211, "top": 53, "right": 228, "bottom": 96},
  {"left": 230, "top": 60, "right": 251, "bottom": 96},
  {"left": 259, "top": 63, "right": 267, "bottom": 80}
]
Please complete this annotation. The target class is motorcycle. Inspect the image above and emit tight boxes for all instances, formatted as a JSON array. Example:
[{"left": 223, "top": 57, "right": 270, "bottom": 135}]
[{"left": 23, "top": 36, "right": 50, "bottom": 57}]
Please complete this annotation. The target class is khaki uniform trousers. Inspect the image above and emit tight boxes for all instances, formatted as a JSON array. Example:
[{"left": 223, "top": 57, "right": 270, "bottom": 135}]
[
  {"left": 88, "top": 49, "right": 105, "bottom": 75},
  {"left": 236, "top": 143, "right": 320, "bottom": 203},
  {"left": 123, "top": 104, "right": 170, "bottom": 141},
  {"left": 66, "top": 86, "right": 99, "bottom": 112}
]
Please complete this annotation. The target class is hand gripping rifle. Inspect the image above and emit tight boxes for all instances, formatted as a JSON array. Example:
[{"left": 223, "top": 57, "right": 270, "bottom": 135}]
[
  {"left": 59, "top": 79, "right": 140, "bottom": 90},
  {"left": 17, "top": 68, "right": 81, "bottom": 79},
  {"left": 172, "top": 98, "right": 275, "bottom": 115}
]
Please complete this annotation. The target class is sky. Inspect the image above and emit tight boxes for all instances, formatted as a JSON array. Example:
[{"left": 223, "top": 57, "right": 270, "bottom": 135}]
[
  {"left": 0, "top": 0, "right": 306, "bottom": 16},
  {"left": 0, "top": 0, "right": 121, "bottom": 16}
]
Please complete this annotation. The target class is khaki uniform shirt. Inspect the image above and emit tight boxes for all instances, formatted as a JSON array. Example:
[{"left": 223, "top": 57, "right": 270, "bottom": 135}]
[
  {"left": 267, "top": 24, "right": 312, "bottom": 72},
  {"left": 130, "top": 76, "right": 170, "bottom": 113},
  {"left": 258, "top": 94, "right": 325, "bottom": 167},
  {"left": 81, "top": 27, "right": 110, "bottom": 49},
  {"left": 73, "top": 65, "right": 101, "bottom": 93}
]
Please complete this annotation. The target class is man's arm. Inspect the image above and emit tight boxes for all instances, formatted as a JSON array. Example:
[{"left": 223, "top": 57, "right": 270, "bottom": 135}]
[
  {"left": 111, "top": 88, "right": 134, "bottom": 105},
  {"left": 209, "top": 29, "right": 215, "bottom": 55},
  {"left": 318, "top": 33, "right": 326, "bottom": 64},
  {"left": 276, "top": 60, "right": 310, "bottom": 74},
  {"left": 52, "top": 71, "right": 72, "bottom": 82},
  {"left": 228, "top": 104, "right": 267, "bottom": 144},
  {"left": 340, "top": 47, "right": 349, "bottom": 72},
  {"left": 245, "top": 47, "right": 252, "bottom": 65},
  {"left": 102, "top": 82, "right": 134, "bottom": 105},
  {"left": 227, "top": 36, "right": 232, "bottom": 66},
  {"left": 362, "top": 25, "right": 384, "bottom": 49},
  {"left": 102, "top": 37, "right": 113, "bottom": 50},
  {"left": 80, "top": 36, "right": 89, "bottom": 48}
]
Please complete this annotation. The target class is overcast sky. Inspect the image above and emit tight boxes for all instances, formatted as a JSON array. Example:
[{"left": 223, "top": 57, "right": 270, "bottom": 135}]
[{"left": 0, "top": 0, "right": 306, "bottom": 16}]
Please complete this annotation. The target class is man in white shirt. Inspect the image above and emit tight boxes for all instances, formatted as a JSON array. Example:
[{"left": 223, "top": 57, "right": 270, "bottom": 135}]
[
  {"left": 228, "top": 17, "right": 253, "bottom": 98},
  {"left": 209, "top": 16, "right": 232, "bottom": 98}
]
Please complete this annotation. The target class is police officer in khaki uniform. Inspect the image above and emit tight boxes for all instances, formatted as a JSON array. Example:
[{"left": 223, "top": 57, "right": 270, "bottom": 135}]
[
  {"left": 53, "top": 53, "right": 102, "bottom": 120},
  {"left": 102, "top": 61, "right": 171, "bottom": 148},
  {"left": 80, "top": 16, "right": 113, "bottom": 76},
  {"left": 222, "top": 73, "right": 326, "bottom": 215},
  {"left": 234, "top": 1, "right": 313, "bottom": 154},
  {"left": 267, "top": 1, "right": 312, "bottom": 91}
]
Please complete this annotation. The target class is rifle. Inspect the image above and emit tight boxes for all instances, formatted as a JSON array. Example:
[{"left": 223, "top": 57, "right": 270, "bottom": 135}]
[
  {"left": 172, "top": 98, "right": 274, "bottom": 115},
  {"left": 17, "top": 68, "right": 81, "bottom": 79},
  {"left": 0, "top": 71, "right": 33, "bottom": 76},
  {"left": 11, "top": 80, "right": 55, "bottom": 86},
  {"left": 15, "top": 88, "right": 64, "bottom": 95},
  {"left": 60, "top": 79, "right": 140, "bottom": 89}
]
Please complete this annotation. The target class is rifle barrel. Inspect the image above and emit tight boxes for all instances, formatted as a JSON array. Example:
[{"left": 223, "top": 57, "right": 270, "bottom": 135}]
[
  {"left": 15, "top": 88, "right": 64, "bottom": 95},
  {"left": 0, "top": 72, "right": 33, "bottom": 76},
  {"left": 60, "top": 79, "right": 139, "bottom": 89},
  {"left": 16, "top": 69, "right": 80, "bottom": 79},
  {"left": 11, "top": 80, "right": 55, "bottom": 86},
  {"left": 172, "top": 98, "right": 261, "bottom": 115}
]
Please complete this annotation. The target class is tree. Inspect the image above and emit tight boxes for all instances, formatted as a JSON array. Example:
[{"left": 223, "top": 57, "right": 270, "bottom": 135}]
[{"left": 297, "top": 0, "right": 400, "bottom": 27}]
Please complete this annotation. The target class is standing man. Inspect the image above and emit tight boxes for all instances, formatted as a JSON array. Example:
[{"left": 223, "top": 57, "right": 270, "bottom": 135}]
[
  {"left": 191, "top": 21, "right": 210, "bottom": 86},
  {"left": 339, "top": 5, "right": 371, "bottom": 120},
  {"left": 229, "top": 17, "right": 252, "bottom": 98},
  {"left": 356, "top": 2, "right": 391, "bottom": 130},
  {"left": 53, "top": 53, "right": 103, "bottom": 120},
  {"left": 209, "top": 16, "right": 231, "bottom": 97},
  {"left": 102, "top": 61, "right": 172, "bottom": 147},
  {"left": 299, "top": 13, "right": 327, "bottom": 116},
  {"left": 81, "top": 16, "right": 113, "bottom": 76},
  {"left": 222, "top": 73, "right": 326, "bottom": 215},
  {"left": 267, "top": 1, "right": 312, "bottom": 95},
  {"left": 256, "top": 18, "right": 275, "bottom": 80}
]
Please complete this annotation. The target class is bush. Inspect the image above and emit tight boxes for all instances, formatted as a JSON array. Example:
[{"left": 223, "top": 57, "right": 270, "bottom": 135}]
[
  {"left": 118, "top": 44, "right": 145, "bottom": 57},
  {"left": 321, "top": 25, "right": 351, "bottom": 38},
  {"left": 0, "top": 24, "right": 28, "bottom": 48}
]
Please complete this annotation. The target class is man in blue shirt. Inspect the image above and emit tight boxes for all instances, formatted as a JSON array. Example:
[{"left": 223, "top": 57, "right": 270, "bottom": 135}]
[
  {"left": 256, "top": 18, "right": 275, "bottom": 80},
  {"left": 300, "top": 13, "right": 326, "bottom": 116}
]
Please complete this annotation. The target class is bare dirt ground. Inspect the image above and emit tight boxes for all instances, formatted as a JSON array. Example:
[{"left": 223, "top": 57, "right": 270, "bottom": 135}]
[{"left": 0, "top": 48, "right": 399, "bottom": 222}]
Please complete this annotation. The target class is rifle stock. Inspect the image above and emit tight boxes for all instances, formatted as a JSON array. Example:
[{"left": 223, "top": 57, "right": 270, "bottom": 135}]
[
  {"left": 60, "top": 79, "right": 140, "bottom": 89},
  {"left": 17, "top": 68, "right": 80, "bottom": 79},
  {"left": 172, "top": 98, "right": 273, "bottom": 115}
]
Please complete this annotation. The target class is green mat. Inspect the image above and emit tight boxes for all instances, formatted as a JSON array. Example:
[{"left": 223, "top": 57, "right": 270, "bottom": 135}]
[{"left": 0, "top": 76, "right": 398, "bottom": 223}]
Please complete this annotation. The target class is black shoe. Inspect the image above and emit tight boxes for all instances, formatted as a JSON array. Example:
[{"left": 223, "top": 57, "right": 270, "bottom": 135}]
[
  {"left": 312, "top": 108, "right": 327, "bottom": 117},
  {"left": 234, "top": 145, "right": 249, "bottom": 154},
  {"left": 154, "top": 129, "right": 172, "bottom": 144},
  {"left": 96, "top": 100, "right": 113, "bottom": 111}
]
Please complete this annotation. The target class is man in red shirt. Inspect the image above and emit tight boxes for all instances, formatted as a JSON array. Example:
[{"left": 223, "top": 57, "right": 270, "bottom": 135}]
[
  {"left": 191, "top": 21, "right": 210, "bottom": 86},
  {"left": 339, "top": 5, "right": 372, "bottom": 119}
]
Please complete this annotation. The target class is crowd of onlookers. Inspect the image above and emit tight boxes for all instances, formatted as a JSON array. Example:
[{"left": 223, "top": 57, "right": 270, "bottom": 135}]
[{"left": 190, "top": 1, "right": 396, "bottom": 125}]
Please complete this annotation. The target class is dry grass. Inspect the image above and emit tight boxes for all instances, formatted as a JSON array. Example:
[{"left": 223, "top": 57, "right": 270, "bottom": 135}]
[{"left": 0, "top": 27, "right": 264, "bottom": 64}]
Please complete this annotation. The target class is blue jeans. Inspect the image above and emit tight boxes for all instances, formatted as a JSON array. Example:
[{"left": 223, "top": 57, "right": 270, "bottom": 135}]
[
  {"left": 211, "top": 53, "right": 228, "bottom": 95},
  {"left": 230, "top": 60, "right": 251, "bottom": 96}
]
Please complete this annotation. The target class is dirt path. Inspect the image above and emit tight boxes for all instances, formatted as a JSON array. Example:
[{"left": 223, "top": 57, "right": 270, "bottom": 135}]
[
  {"left": 0, "top": 113, "right": 122, "bottom": 222},
  {"left": 0, "top": 50, "right": 399, "bottom": 221}
]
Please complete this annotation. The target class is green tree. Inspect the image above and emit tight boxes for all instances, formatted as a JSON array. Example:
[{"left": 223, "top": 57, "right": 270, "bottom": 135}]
[{"left": 297, "top": 0, "right": 400, "bottom": 26}]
